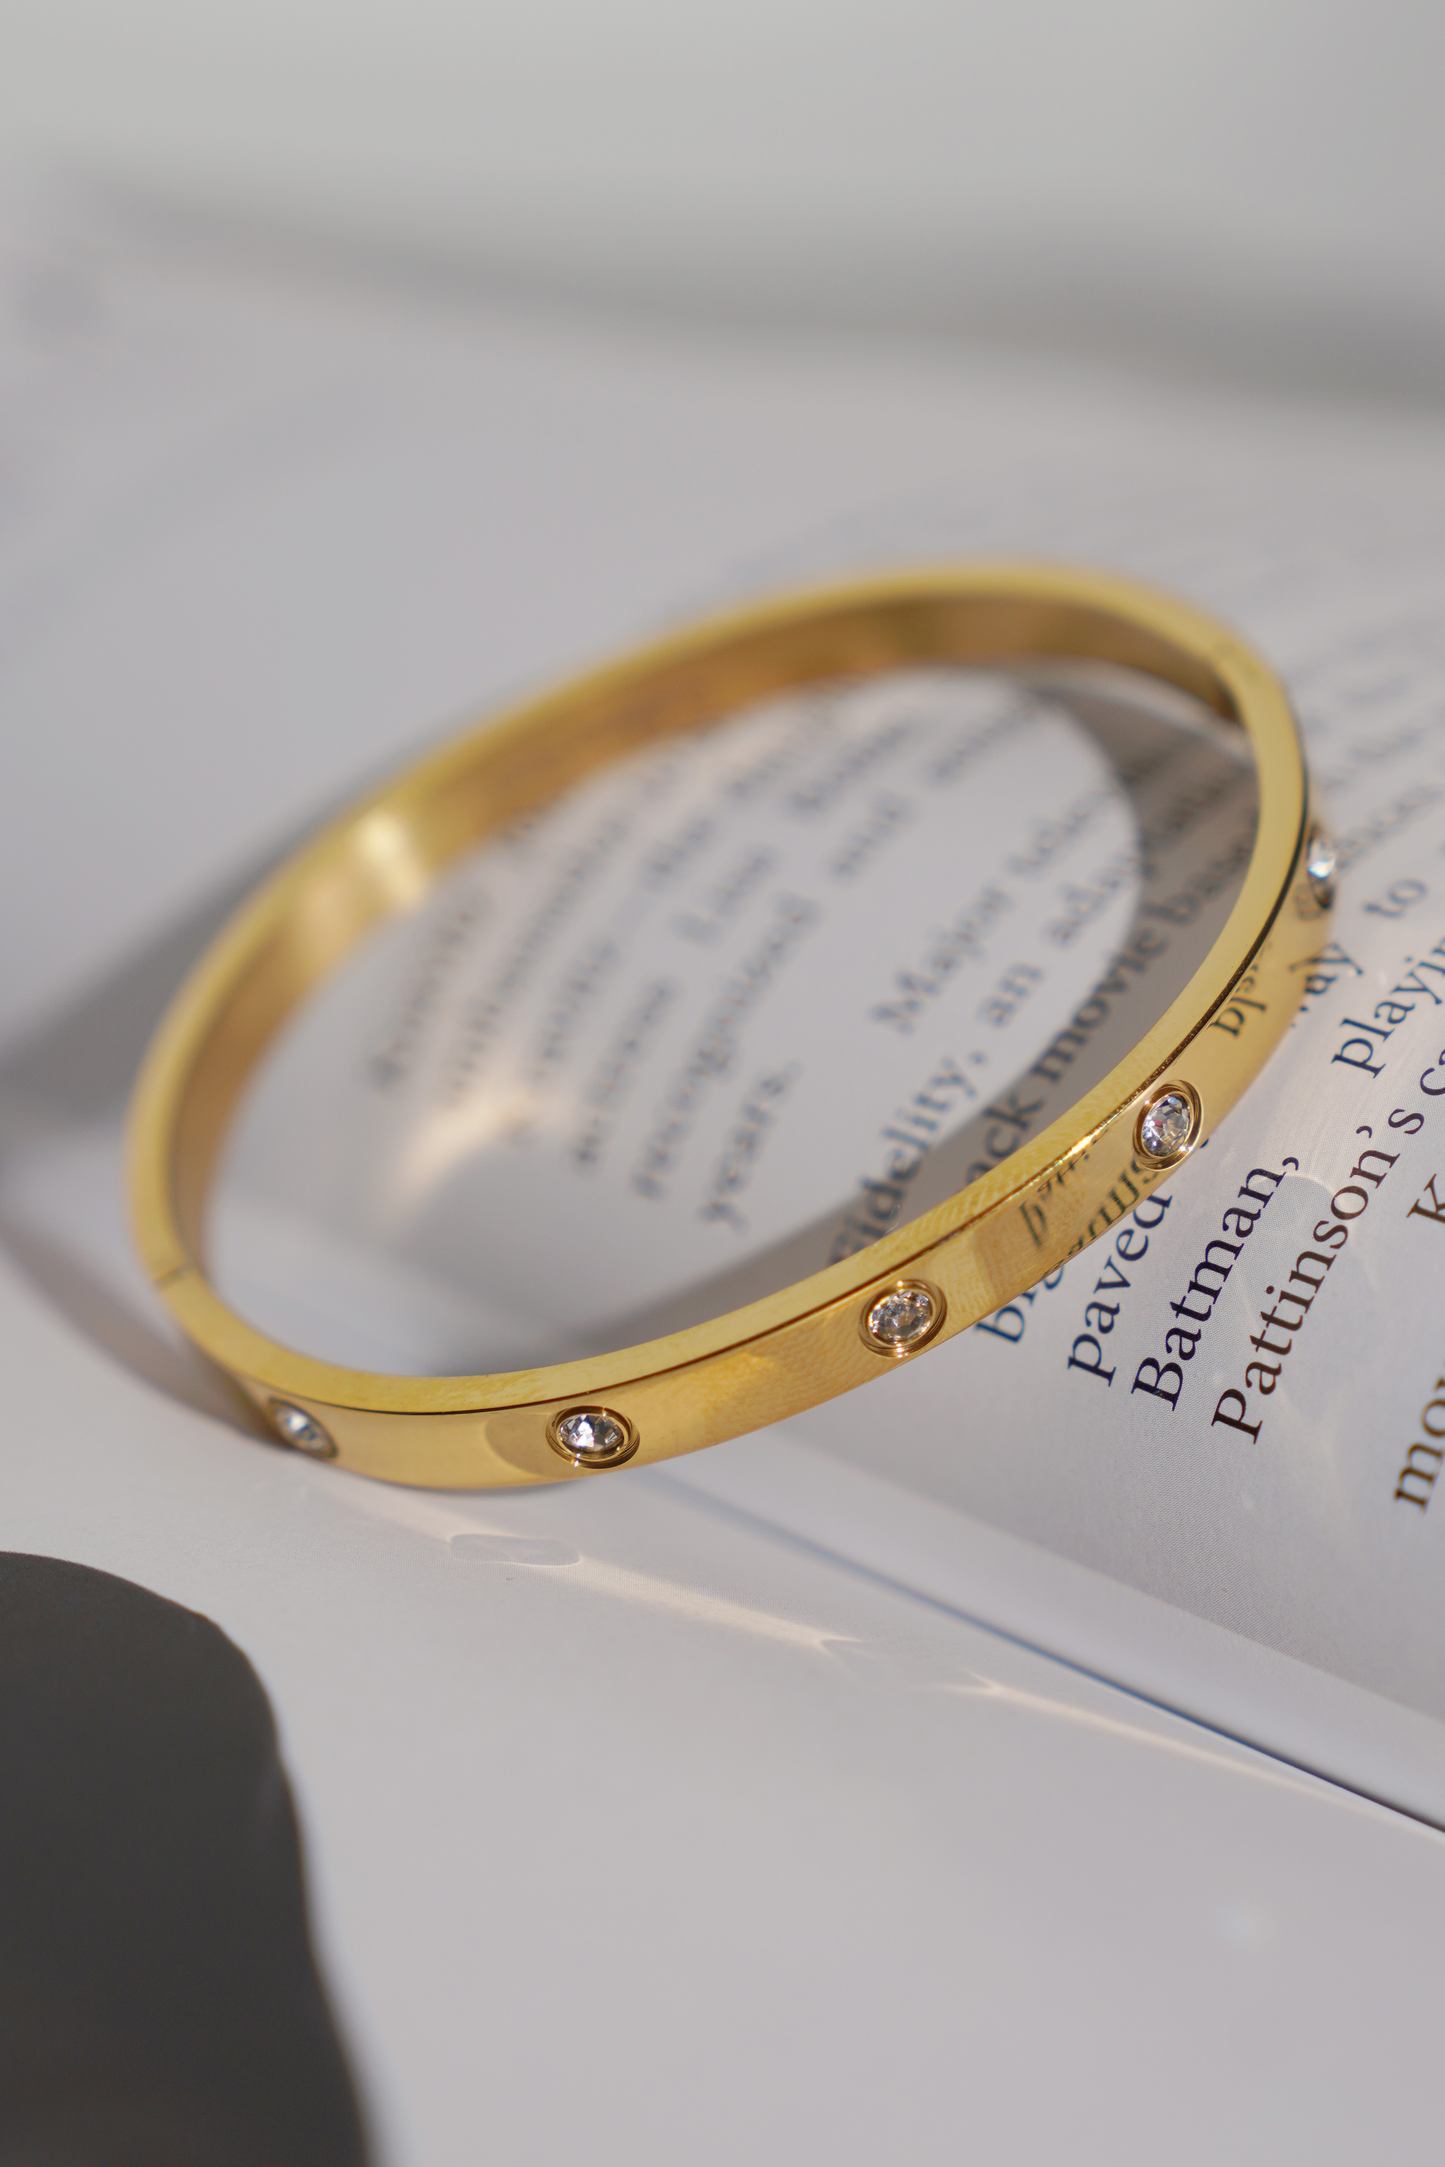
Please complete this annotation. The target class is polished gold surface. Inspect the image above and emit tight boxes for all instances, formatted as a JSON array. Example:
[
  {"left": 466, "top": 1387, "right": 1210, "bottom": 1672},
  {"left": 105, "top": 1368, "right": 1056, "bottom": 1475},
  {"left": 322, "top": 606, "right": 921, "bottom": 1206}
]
[{"left": 128, "top": 564, "right": 1325, "bottom": 1487}]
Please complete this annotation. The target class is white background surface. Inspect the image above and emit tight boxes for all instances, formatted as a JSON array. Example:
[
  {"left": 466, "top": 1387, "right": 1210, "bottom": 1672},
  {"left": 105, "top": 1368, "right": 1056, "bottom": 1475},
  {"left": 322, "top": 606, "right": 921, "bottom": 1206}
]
[
  {"left": 5, "top": 205, "right": 1445, "bottom": 2160},
  {"left": 6, "top": 0, "right": 1445, "bottom": 390},
  {"left": 6, "top": 1263, "right": 1445, "bottom": 2167}
]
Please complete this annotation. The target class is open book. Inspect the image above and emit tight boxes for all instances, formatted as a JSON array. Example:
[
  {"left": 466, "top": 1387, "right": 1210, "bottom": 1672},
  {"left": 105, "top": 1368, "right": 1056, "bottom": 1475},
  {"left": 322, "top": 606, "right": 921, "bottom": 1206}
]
[{"left": 6, "top": 197, "right": 1445, "bottom": 1831}]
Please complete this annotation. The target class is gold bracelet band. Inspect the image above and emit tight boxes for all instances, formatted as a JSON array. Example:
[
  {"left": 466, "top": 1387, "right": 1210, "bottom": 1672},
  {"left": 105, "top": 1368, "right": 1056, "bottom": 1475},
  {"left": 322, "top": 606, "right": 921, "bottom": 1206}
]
[{"left": 128, "top": 564, "right": 1327, "bottom": 1487}]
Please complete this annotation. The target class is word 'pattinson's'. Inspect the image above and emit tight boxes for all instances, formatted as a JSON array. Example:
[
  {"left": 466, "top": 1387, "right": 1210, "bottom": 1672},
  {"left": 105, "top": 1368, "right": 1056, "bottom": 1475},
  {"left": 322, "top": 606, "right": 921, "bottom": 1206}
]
[{"left": 1209, "top": 1115, "right": 1417, "bottom": 1445}]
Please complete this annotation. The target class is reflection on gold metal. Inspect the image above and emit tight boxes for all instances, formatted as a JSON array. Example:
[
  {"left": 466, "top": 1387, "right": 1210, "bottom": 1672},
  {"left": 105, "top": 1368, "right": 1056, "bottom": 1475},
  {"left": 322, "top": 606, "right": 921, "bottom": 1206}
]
[
  {"left": 350, "top": 808, "right": 435, "bottom": 911},
  {"left": 128, "top": 563, "right": 1325, "bottom": 1488},
  {"left": 392, "top": 1082, "right": 544, "bottom": 1206},
  {"left": 1133, "top": 1079, "right": 1203, "bottom": 1170},
  {"left": 859, "top": 1280, "right": 947, "bottom": 1358}
]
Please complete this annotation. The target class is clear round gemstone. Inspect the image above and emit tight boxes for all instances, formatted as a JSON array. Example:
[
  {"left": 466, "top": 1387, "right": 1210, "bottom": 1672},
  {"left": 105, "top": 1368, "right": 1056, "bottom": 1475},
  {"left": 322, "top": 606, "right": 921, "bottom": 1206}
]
[
  {"left": 1306, "top": 831, "right": 1337, "bottom": 904},
  {"left": 1139, "top": 1090, "right": 1194, "bottom": 1160},
  {"left": 555, "top": 1409, "right": 630, "bottom": 1463},
  {"left": 866, "top": 1286, "right": 937, "bottom": 1348},
  {"left": 271, "top": 1401, "right": 336, "bottom": 1458}
]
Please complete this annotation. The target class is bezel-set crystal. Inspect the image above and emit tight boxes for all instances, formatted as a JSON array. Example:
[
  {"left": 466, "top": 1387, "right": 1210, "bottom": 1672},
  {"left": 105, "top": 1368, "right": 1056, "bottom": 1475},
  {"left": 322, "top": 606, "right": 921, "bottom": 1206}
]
[
  {"left": 861, "top": 1280, "right": 946, "bottom": 1357},
  {"left": 1305, "top": 826, "right": 1338, "bottom": 908},
  {"left": 548, "top": 1406, "right": 639, "bottom": 1469},
  {"left": 269, "top": 1400, "right": 338, "bottom": 1458},
  {"left": 1134, "top": 1082, "right": 1201, "bottom": 1167}
]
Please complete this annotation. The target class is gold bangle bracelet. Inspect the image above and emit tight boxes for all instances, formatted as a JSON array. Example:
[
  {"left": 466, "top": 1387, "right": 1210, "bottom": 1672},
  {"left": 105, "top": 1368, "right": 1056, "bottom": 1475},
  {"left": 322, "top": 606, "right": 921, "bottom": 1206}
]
[{"left": 127, "top": 564, "right": 1328, "bottom": 1488}]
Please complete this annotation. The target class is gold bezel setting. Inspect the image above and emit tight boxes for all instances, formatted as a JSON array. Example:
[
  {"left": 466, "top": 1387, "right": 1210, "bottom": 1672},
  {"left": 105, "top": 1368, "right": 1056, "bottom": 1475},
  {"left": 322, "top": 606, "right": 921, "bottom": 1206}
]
[
  {"left": 1305, "top": 823, "right": 1338, "bottom": 910},
  {"left": 268, "top": 1399, "right": 339, "bottom": 1459},
  {"left": 1133, "top": 1080, "right": 1203, "bottom": 1171},
  {"left": 860, "top": 1280, "right": 948, "bottom": 1358},
  {"left": 547, "top": 1407, "right": 640, "bottom": 1470}
]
